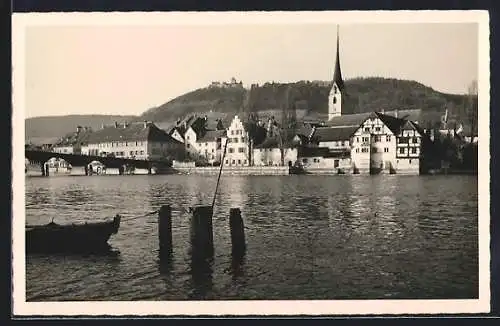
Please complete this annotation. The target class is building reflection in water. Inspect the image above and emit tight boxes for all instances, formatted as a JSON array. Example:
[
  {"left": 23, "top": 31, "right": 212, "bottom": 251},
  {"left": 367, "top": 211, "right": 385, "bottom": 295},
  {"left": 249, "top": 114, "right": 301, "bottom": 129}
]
[{"left": 187, "top": 243, "right": 214, "bottom": 299}]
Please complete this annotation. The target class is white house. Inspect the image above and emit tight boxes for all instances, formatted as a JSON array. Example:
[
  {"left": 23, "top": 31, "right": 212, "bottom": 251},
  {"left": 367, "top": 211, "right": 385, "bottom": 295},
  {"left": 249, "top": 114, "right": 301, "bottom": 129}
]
[
  {"left": 252, "top": 137, "right": 298, "bottom": 166},
  {"left": 224, "top": 115, "right": 250, "bottom": 167},
  {"left": 196, "top": 130, "right": 227, "bottom": 164}
]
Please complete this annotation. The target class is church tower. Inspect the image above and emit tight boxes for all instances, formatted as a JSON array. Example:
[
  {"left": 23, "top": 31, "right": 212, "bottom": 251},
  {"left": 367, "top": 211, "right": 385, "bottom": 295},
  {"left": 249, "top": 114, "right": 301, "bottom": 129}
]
[{"left": 328, "top": 26, "right": 344, "bottom": 120}]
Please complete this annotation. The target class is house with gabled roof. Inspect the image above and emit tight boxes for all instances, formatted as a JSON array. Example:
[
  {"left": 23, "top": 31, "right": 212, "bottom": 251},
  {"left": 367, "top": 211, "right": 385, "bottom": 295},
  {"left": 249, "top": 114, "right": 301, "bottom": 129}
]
[
  {"left": 195, "top": 129, "right": 227, "bottom": 165},
  {"left": 252, "top": 136, "right": 298, "bottom": 167},
  {"left": 53, "top": 126, "right": 93, "bottom": 155}
]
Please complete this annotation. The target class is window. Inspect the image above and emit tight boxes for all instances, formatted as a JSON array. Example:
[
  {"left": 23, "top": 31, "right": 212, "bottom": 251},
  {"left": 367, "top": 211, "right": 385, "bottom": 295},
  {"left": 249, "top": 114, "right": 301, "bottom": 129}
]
[
  {"left": 135, "top": 141, "right": 138, "bottom": 146},
  {"left": 313, "top": 158, "right": 318, "bottom": 163},
  {"left": 238, "top": 159, "right": 241, "bottom": 165},
  {"left": 362, "top": 137, "right": 369, "bottom": 142},
  {"left": 229, "top": 148, "right": 234, "bottom": 153},
  {"left": 384, "top": 148, "right": 389, "bottom": 153},
  {"left": 372, "top": 147, "right": 378, "bottom": 153},
  {"left": 399, "top": 148, "right": 405, "bottom": 154},
  {"left": 333, "top": 97, "right": 337, "bottom": 104},
  {"left": 375, "top": 127, "right": 381, "bottom": 132},
  {"left": 411, "top": 148, "right": 417, "bottom": 154},
  {"left": 361, "top": 148, "right": 369, "bottom": 153},
  {"left": 356, "top": 137, "right": 359, "bottom": 142},
  {"left": 386, "top": 135, "right": 391, "bottom": 142},
  {"left": 140, "top": 150, "right": 144, "bottom": 155},
  {"left": 205, "top": 142, "right": 208, "bottom": 146},
  {"left": 244, "top": 160, "right": 247, "bottom": 165},
  {"left": 187, "top": 136, "right": 190, "bottom": 140},
  {"left": 187, "top": 144, "right": 190, "bottom": 148},
  {"left": 409, "top": 159, "right": 412, "bottom": 164},
  {"left": 238, "top": 147, "right": 245, "bottom": 153},
  {"left": 234, "top": 138, "right": 239, "bottom": 143},
  {"left": 130, "top": 151, "right": 134, "bottom": 156},
  {"left": 225, "top": 160, "right": 228, "bottom": 165},
  {"left": 241, "top": 137, "right": 246, "bottom": 142},
  {"left": 398, "top": 137, "right": 409, "bottom": 144},
  {"left": 135, "top": 150, "right": 138, "bottom": 155},
  {"left": 374, "top": 136, "right": 380, "bottom": 142},
  {"left": 302, "top": 158, "right": 308, "bottom": 163},
  {"left": 356, "top": 148, "right": 359, "bottom": 153},
  {"left": 232, "top": 160, "right": 235, "bottom": 165},
  {"left": 231, "top": 130, "right": 234, "bottom": 135},
  {"left": 412, "top": 137, "right": 418, "bottom": 143},
  {"left": 227, "top": 138, "right": 232, "bottom": 143},
  {"left": 334, "top": 160, "right": 339, "bottom": 168},
  {"left": 364, "top": 127, "right": 370, "bottom": 132},
  {"left": 212, "top": 148, "right": 215, "bottom": 152}
]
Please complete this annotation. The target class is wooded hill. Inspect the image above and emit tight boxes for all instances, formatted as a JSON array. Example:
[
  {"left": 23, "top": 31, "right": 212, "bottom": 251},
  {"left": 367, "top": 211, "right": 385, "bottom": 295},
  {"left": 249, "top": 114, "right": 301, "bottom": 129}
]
[
  {"left": 25, "top": 77, "right": 477, "bottom": 142},
  {"left": 139, "top": 77, "right": 476, "bottom": 130}
]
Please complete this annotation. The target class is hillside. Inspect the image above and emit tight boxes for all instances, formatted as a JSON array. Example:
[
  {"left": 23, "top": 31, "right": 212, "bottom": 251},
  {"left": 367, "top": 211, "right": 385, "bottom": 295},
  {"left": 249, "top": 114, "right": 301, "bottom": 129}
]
[
  {"left": 25, "top": 114, "right": 137, "bottom": 145},
  {"left": 139, "top": 77, "right": 475, "bottom": 130}
]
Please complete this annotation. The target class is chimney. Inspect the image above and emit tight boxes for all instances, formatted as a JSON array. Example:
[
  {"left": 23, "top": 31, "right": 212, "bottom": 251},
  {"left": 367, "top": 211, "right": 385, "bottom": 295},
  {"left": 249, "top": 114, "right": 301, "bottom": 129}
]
[{"left": 114, "top": 121, "right": 119, "bottom": 128}]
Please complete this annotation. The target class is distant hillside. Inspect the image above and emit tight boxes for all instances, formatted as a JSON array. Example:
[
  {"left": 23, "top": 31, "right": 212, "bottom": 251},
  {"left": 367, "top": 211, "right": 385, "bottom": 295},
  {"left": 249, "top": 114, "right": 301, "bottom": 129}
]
[
  {"left": 25, "top": 114, "right": 137, "bottom": 144},
  {"left": 139, "top": 77, "right": 475, "bottom": 130}
]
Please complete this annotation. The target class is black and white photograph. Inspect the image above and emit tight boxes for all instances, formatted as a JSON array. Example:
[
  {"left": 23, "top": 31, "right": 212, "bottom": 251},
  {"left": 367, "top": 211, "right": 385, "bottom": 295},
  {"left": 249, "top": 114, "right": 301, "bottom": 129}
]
[{"left": 12, "top": 11, "right": 490, "bottom": 316}]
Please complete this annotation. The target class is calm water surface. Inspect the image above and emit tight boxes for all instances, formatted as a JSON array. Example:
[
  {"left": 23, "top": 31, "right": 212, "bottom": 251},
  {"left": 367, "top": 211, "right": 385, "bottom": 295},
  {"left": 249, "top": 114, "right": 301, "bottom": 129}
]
[{"left": 25, "top": 175, "right": 478, "bottom": 301}]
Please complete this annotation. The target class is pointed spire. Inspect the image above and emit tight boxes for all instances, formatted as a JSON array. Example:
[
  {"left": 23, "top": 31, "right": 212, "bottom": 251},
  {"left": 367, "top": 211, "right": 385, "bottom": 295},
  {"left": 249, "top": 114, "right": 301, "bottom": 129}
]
[{"left": 333, "top": 25, "right": 344, "bottom": 91}]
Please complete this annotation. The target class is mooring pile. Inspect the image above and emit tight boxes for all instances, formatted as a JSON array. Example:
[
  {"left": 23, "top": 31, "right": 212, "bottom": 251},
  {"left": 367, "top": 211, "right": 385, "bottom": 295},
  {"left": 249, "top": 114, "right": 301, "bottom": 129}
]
[{"left": 157, "top": 204, "right": 246, "bottom": 263}]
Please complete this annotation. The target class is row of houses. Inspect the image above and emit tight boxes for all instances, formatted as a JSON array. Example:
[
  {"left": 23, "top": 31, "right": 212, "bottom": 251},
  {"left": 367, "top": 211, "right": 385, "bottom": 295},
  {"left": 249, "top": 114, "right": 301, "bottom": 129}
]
[{"left": 51, "top": 121, "right": 185, "bottom": 162}]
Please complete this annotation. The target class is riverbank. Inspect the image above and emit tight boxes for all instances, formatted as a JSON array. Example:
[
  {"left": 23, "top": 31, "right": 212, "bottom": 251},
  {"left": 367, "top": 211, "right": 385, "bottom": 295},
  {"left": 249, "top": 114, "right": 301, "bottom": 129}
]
[{"left": 172, "top": 166, "right": 289, "bottom": 176}]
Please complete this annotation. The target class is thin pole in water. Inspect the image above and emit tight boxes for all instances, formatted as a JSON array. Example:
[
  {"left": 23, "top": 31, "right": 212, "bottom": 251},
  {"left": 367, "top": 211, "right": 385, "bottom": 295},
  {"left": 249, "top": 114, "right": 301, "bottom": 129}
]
[{"left": 211, "top": 137, "right": 229, "bottom": 213}]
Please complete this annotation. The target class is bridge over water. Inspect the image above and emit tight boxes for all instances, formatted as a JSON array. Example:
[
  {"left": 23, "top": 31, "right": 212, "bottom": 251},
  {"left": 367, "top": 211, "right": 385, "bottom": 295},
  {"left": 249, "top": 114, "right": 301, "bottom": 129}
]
[{"left": 25, "top": 149, "right": 172, "bottom": 176}]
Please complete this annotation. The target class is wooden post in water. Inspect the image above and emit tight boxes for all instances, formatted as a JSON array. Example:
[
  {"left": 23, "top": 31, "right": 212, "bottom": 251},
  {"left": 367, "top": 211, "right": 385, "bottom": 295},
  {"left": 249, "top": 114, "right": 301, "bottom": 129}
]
[
  {"left": 40, "top": 163, "right": 45, "bottom": 176},
  {"left": 190, "top": 205, "right": 214, "bottom": 257},
  {"left": 229, "top": 208, "right": 246, "bottom": 259},
  {"left": 158, "top": 205, "right": 173, "bottom": 257}
]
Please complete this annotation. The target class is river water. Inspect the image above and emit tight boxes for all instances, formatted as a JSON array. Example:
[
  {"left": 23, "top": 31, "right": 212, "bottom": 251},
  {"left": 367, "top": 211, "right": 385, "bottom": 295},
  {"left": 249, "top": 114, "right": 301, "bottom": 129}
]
[{"left": 25, "top": 175, "right": 478, "bottom": 301}]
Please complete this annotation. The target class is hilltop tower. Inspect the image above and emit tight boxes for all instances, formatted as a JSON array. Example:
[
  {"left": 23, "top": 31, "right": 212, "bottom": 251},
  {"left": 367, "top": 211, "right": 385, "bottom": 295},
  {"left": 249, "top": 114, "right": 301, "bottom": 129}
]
[{"left": 328, "top": 26, "right": 344, "bottom": 120}]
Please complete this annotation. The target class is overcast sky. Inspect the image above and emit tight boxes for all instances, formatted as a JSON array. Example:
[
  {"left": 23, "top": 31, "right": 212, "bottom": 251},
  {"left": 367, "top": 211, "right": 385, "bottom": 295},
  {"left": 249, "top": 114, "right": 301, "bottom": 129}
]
[{"left": 21, "top": 18, "right": 478, "bottom": 118}]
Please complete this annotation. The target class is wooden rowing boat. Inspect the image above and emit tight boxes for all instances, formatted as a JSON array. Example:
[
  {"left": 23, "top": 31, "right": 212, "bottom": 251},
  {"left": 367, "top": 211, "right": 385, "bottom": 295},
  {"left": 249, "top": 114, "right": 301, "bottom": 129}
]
[{"left": 26, "top": 215, "right": 121, "bottom": 253}]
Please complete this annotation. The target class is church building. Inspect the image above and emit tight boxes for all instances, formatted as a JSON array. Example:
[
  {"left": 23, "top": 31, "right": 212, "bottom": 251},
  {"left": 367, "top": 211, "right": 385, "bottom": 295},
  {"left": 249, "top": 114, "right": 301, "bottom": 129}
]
[{"left": 301, "top": 26, "right": 430, "bottom": 175}]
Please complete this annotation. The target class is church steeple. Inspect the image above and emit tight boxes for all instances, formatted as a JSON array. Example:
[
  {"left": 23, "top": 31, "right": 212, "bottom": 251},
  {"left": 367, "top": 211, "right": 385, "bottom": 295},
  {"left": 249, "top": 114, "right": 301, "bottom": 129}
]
[
  {"left": 333, "top": 25, "right": 344, "bottom": 91},
  {"left": 328, "top": 25, "right": 344, "bottom": 120}
]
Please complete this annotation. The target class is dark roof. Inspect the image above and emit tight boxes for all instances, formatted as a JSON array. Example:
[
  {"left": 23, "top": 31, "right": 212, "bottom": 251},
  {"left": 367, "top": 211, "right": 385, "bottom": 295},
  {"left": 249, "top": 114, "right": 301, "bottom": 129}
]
[
  {"left": 254, "top": 137, "right": 294, "bottom": 149},
  {"left": 86, "top": 122, "right": 180, "bottom": 144},
  {"left": 197, "top": 129, "right": 226, "bottom": 142},
  {"left": 312, "top": 126, "right": 359, "bottom": 142},
  {"left": 298, "top": 146, "right": 330, "bottom": 157},
  {"left": 296, "top": 125, "right": 313, "bottom": 138},
  {"left": 324, "top": 112, "right": 372, "bottom": 127},
  {"left": 55, "top": 129, "right": 93, "bottom": 147},
  {"left": 333, "top": 28, "right": 344, "bottom": 91},
  {"left": 374, "top": 112, "right": 407, "bottom": 135}
]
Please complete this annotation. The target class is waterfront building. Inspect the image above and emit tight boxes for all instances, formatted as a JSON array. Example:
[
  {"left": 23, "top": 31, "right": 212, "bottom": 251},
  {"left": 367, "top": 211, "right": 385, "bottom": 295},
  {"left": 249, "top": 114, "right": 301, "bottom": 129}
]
[
  {"left": 252, "top": 137, "right": 298, "bottom": 166},
  {"left": 195, "top": 129, "right": 227, "bottom": 165},
  {"left": 52, "top": 126, "right": 93, "bottom": 155},
  {"left": 224, "top": 115, "right": 250, "bottom": 167},
  {"left": 183, "top": 116, "right": 209, "bottom": 160},
  {"left": 81, "top": 121, "right": 184, "bottom": 161}
]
